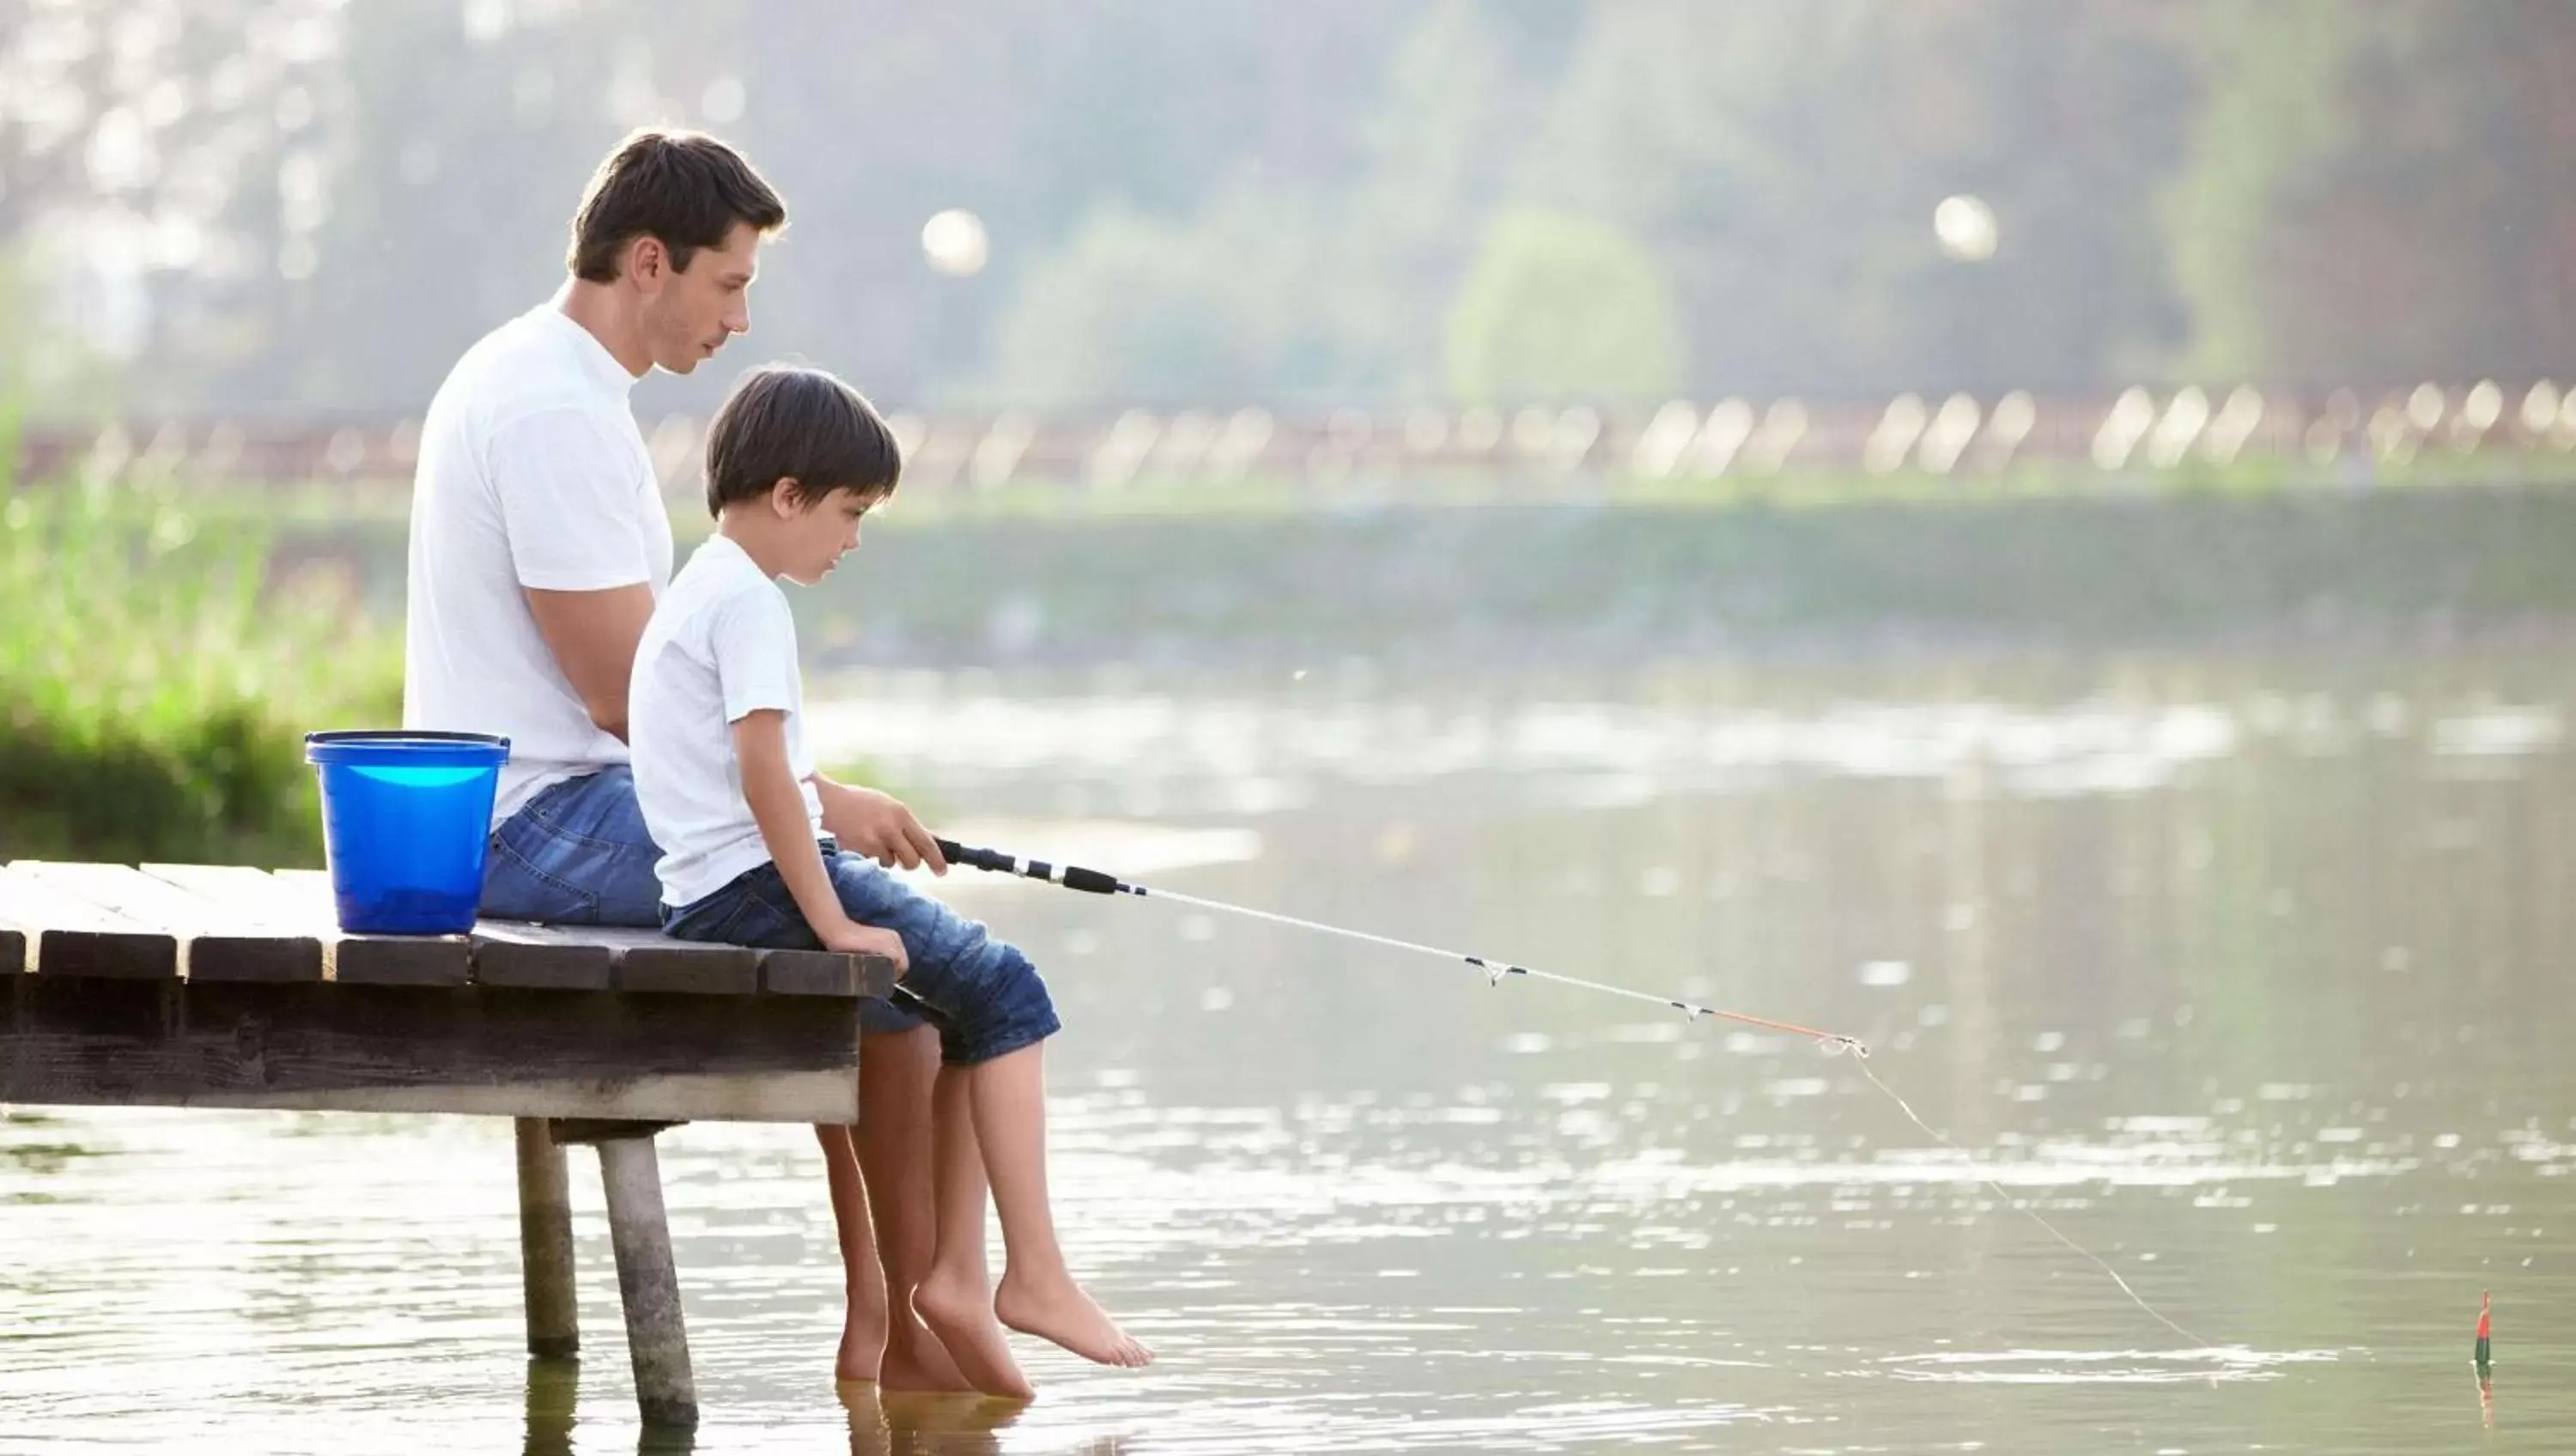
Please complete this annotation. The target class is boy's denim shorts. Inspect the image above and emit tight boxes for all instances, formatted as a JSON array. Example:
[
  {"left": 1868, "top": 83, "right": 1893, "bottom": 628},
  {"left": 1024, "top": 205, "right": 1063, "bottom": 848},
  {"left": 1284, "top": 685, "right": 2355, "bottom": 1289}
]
[{"left": 662, "top": 842, "right": 1060, "bottom": 1065}]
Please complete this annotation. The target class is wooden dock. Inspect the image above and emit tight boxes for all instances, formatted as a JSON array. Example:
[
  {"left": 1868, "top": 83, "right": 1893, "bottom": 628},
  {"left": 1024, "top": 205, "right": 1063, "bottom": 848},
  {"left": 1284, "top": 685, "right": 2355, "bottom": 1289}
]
[{"left": 0, "top": 860, "right": 897, "bottom": 1429}]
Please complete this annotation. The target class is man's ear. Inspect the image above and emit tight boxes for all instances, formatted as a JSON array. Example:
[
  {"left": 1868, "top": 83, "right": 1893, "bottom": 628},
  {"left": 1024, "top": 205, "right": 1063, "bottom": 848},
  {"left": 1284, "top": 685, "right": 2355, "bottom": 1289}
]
[
  {"left": 626, "top": 234, "right": 665, "bottom": 287},
  {"left": 768, "top": 476, "right": 804, "bottom": 517}
]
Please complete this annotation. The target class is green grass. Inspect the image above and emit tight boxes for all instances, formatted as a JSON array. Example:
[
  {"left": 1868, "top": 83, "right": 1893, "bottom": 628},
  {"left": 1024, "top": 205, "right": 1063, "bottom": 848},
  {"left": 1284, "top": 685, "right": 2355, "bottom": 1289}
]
[{"left": 0, "top": 476, "right": 402, "bottom": 865}]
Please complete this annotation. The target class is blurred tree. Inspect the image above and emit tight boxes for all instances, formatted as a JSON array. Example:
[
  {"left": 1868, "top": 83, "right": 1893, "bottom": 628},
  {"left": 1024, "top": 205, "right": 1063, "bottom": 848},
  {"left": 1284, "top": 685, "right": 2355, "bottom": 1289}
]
[
  {"left": 1328, "top": 0, "right": 1558, "bottom": 401},
  {"left": 16, "top": 0, "right": 2576, "bottom": 414},
  {"left": 1521, "top": 0, "right": 2194, "bottom": 400},
  {"left": 0, "top": 246, "right": 115, "bottom": 415},
  {"left": 2167, "top": 0, "right": 2576, "bottom": 389},
  {"left": 154, "top": 0, "right": 652, "bottom": 413},
  {"left": 727, "top": 0, "right": 1406, "bottom": 410},
  {"left": 1442, "top": 208, "right": 1682, "bottom": 403},
  {"left": 987, "top": 187, "right": 1339, "bottom": 409},
  {"left": 2160, "top": 0, "right": 2364, "bottom": 385},
  {"left": 977, "top": 0, "right": 1552, "bottom": 408},
  {"left": 0, "top": 0, "right": 340, "bottom": 414}
]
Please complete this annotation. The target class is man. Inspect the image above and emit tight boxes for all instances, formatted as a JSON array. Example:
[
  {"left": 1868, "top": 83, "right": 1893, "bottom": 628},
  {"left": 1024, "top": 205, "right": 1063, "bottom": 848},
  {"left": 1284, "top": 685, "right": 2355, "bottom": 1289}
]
[{"left": 403, "top": 128, "right": 974, "bottom": 1392}]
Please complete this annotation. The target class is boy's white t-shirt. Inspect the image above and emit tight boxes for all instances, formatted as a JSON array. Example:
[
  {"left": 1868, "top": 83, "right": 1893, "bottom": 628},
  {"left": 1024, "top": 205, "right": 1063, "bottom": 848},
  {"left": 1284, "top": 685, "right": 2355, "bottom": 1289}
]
[
  {"left": 403, "top": 303, "right": 675, "bottom": 823},
  {"left": 629, "top": 532, "right": 824, "bottom": 909}
]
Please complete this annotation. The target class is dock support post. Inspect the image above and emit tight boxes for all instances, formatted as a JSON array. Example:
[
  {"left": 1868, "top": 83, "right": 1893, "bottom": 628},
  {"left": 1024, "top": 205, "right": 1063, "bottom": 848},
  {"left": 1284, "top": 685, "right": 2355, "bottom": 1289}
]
[
  {"left": 514, "top": 1117, "right": 580, "bottom": 1359},
  {"left": 597, "top": 1132, "right": 697, "bottom": 1428}
]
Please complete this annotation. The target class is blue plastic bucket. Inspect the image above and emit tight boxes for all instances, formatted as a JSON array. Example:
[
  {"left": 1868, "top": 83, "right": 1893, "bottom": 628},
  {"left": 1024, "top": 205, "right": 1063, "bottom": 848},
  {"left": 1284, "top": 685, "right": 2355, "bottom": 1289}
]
[{"left": 305, "top": 731, "right": 511, "bottom": 935}]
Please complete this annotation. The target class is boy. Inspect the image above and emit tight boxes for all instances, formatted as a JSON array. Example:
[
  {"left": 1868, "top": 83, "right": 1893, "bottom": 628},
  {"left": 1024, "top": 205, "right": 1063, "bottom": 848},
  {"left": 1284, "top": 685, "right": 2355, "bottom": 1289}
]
[{"left": 630, "top": 366, "right": 1151, "bottom": 1396}]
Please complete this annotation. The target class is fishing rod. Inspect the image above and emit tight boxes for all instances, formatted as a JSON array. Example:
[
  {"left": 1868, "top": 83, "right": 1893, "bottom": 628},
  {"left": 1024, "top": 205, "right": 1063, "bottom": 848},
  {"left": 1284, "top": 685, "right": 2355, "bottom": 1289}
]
[
  {"left": 931, "top": 837, "right": 1868, "bottom": 1058},
  {"left": 929, "top": 835, "right": 2237, "bottom": 1346}
]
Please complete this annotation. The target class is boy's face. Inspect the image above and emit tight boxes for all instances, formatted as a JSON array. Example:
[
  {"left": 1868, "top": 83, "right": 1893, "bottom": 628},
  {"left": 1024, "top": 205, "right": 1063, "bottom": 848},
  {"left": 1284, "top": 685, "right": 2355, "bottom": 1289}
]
[{"left": 770, "top": 480, "right": 878, "bottom": 586}]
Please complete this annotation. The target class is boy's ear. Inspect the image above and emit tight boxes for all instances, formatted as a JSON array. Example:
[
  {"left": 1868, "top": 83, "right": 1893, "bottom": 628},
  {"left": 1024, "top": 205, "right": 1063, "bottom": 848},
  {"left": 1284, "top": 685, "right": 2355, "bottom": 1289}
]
[{"left": 767, "top": 476, "right": 802, "bottom": 517}]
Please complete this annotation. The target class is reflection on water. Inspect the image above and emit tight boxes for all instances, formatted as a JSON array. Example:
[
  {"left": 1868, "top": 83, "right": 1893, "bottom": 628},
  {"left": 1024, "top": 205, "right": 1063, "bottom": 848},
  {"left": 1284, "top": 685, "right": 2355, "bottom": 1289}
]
[
  {"left": 6, "top": 649, "right": 2576, "bottom": 1453},
  {"left": 1875, "top": 1347, "right": 2340, "bottom": 1385}
]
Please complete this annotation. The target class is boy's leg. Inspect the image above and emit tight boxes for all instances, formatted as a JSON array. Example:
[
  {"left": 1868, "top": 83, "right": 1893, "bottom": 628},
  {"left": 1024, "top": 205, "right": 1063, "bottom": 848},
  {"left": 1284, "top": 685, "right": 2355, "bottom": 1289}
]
[
  {"left": 813, "top": 1123, "right": 892, "bottom": 1382},
  {"left": 854, "top": 1023, "right": 974, "bottom": 1392},
  {"left": 911, "top": 1065, "right": 1033, "bottom": 1399},
  {"left": 662, "top": 858, "right": 966, "bottom": 1386},
  {"left": 964, "top": 1042, "right": 1151, "bottom": 1368},
  {"left": 819, "top": 852, "right": 1146, "bottom": 1369}
]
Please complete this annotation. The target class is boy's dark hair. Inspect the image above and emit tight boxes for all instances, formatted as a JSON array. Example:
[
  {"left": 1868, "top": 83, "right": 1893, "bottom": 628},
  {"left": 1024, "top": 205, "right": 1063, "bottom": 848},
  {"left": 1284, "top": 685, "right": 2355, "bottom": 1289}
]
[
  {"left": 568, "top": 129, "right": 787, "bottom": 282},
  {"left": 704, "top": 366, "right": 902, "bottom": 517}
]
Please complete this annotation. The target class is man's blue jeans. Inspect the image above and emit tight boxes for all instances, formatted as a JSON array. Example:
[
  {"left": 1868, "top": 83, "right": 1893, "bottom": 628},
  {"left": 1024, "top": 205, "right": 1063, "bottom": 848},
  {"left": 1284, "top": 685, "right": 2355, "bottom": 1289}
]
[{"left": 480, "top": 766, "right": 665, "bottom": 927}]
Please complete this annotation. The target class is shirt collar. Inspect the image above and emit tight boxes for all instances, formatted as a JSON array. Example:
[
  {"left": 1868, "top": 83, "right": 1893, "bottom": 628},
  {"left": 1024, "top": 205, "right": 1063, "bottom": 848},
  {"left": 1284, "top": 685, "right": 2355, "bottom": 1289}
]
[
  {"left": 533, "top": 303, "right": 643, "bottom": 397},
  {"left": 696, "top": 531, "right": 765, "bottom": 579}
]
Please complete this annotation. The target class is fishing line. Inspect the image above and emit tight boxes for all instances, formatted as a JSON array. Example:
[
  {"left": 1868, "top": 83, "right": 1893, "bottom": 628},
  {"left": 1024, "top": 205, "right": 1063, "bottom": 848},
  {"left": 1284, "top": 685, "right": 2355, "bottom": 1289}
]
[
  {"left": 931, "top": 837, "right": 1866, "bottom": 1055},
  {"left": 1850, "top": 1056, "right": 2207, "bottom": 1346},
  {"left": 935, "top": 834, "right": 2210, "bottom": 1347}
]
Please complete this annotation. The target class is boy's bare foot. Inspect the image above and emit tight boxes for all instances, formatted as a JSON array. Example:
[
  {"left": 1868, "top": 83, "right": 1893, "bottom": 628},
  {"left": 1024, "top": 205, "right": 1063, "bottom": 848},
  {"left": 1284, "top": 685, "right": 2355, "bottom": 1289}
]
[
  {"left": 879, "top": 1308, "right": 975, "bottom": 1392},
  {"left": 993, "top": 1270, "right": 1153, "bottom": 1368},
  {"left": 832, "top": 1282, "right": 892, "bottom": 1385},
  {"left": 833, "top": 1314, "right": 882, "bottom": 1385},
  {"left": 914, "top": 1267, "right": 1036, "bottom": 1400}
]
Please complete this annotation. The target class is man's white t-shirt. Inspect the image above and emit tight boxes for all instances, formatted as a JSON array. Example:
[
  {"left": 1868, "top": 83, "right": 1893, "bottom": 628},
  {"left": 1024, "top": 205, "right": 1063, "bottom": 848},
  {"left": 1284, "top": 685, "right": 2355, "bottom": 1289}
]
[
  {"left": 404, "top": 303, "right": 675, "bottom": 824},
  {"left": 629, "top": 533, "right": 823, "bottom": 909}
]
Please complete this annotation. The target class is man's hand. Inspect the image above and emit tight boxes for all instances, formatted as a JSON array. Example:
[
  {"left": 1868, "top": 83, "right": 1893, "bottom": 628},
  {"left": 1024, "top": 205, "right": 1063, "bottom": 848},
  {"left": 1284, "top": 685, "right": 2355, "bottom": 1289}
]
[
  {"left": 818, "top": 919, "right": 909, "bottom": 975},
  {"left": 812, "top": 778, "right": 947, "bottom": 873}
]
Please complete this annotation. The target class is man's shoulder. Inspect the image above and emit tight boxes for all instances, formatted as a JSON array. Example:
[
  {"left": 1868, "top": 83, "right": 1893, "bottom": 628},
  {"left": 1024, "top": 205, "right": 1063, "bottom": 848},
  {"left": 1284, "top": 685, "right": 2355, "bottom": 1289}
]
[{"left": 431, "top": 309, "right": 611, "bottom": 428}]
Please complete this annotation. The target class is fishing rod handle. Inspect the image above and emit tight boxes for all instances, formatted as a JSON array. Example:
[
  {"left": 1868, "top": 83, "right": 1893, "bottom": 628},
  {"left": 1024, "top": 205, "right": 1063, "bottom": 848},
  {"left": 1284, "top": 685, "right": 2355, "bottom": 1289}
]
[
  {"left": 934, "top": 837, "right": 1018, "bottom": 875},
  {"left": 934, "top": 837, "right": 1123, "bottom": 895}
]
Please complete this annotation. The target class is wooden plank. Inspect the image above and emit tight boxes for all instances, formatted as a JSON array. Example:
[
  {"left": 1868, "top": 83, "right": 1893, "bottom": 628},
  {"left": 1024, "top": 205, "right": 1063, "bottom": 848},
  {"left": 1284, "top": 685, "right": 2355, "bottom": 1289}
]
[
  {"left": 2, "top": 978, "right": 863, "bottom": 1122},
  {"left": 329, "top": 934, "right": 471, "bottom": 986},
  {"left": 147, "top": 865, "right": 470, "bottom": 986},
  {"left": 270, "top": 869, "right": 474, "bottom": 986},
  {"left": 14, "top": 862, "right": 320, "bottom": 983},
  {"left": 143, "top": 863, "right": 307, "bottom": 910},
  {"left": 0, "top": 864, "right": 176, "bottom": 980},
  {"left": 614, "top": 941, "right": 760, "bottom": 996},
  {"left": 138, "top": 865, "right": 890, "bottom": 995},
  {"left": 581, "top": 927, "right": 891, "bottom": 998},
  {"left": 471, "top": 921, "right": 616, "bottom": 992},
  {"left": 524, "top": 924, "right": 765, "bottom": 997}
]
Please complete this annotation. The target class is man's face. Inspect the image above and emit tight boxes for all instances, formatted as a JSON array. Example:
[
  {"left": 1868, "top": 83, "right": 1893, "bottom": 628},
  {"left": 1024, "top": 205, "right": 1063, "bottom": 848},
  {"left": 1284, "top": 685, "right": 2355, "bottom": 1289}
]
[{"left": 638, "top": 221, "right": 760, "bottom": 374}]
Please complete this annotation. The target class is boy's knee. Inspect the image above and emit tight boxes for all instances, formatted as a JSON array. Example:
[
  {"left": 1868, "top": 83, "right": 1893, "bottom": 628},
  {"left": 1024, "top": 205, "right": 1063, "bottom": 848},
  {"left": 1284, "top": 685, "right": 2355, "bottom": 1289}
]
[{"left": 939, "top": 943, "right": 1059, "bottom": 1066}]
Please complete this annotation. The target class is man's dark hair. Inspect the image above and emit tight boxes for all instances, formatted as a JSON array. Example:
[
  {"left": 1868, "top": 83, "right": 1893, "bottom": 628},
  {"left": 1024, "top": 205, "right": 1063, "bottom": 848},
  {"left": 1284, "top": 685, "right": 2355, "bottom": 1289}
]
[
  {"left": 704, "top": 366, "right": 902, "bottom": 517},
  {"left": 568, "top": 129, "right": 787, "bottom": 282}
]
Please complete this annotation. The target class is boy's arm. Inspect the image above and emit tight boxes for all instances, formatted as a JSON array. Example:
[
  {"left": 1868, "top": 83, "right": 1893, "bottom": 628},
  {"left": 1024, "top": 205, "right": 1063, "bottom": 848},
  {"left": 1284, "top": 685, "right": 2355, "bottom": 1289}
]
[
  {"left": 732, "top": 710, "right": 907, "bottom": 969},
  {"left": 810, "top": 774, "right": 948, "bottom": 873}
]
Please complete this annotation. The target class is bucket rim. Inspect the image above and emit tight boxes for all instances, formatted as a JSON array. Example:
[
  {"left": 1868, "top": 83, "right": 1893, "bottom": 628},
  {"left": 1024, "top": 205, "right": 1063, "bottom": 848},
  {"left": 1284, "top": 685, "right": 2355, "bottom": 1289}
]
[{"left": 305, "top": 729, "right": 512, "bottom": 761}]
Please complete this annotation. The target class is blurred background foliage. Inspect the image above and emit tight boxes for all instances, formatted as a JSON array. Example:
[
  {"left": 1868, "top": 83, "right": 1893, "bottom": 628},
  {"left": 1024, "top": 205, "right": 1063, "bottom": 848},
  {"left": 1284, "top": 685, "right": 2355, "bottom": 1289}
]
[{"left": 7, "top": 0, "right": 2576, "bottom": 421}]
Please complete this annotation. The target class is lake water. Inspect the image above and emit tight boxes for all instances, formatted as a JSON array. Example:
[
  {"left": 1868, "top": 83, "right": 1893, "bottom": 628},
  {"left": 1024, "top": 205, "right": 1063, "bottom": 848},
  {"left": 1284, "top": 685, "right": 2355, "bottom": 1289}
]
[{"left": 6, "top": 647, "right": 2573, "bottom": 1453}]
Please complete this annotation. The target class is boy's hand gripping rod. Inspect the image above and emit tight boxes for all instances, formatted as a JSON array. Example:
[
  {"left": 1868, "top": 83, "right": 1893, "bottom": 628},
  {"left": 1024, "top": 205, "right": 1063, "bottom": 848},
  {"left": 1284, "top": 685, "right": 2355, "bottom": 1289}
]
[{"left": 932, "top": 837, "right": 1868, "bottom": 1058}]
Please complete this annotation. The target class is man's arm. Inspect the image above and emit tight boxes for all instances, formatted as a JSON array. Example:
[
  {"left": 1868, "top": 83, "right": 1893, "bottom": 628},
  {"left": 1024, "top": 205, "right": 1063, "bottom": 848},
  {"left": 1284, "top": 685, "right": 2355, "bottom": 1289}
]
[{"left": 526, "top": 584, "right": 654, "bottom": 741}]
